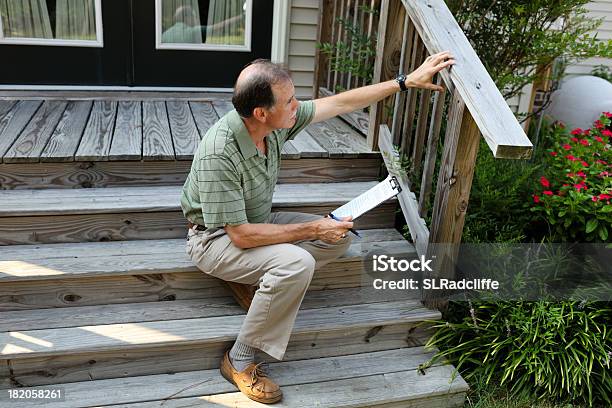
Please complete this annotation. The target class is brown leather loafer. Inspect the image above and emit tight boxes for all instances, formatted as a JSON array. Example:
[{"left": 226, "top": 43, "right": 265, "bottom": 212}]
[
  {"left": 224, "top": 281, "right": 256, "bottom": 311},
  {"left": 219, "top": 350, "right": 282, "bottom": 404}
]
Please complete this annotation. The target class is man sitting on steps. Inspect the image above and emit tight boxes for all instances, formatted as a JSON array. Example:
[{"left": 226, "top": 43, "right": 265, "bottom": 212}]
[{"left": 180, "top": 54, "right": 454, "bottom": 404}]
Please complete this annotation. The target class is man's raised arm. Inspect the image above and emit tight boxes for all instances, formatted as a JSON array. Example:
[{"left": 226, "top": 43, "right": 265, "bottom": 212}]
[{"left": 312, "top": 51, "right": 455, "bottom": 124}]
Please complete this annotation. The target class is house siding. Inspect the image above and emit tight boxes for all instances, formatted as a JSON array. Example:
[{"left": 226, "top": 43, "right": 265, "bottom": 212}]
[{"left": 288, "top": 0, "right": 320, "bottom": 99}]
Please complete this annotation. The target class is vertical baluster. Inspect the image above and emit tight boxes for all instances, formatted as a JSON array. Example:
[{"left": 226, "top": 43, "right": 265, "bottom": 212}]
[
  {"left": 326, "top": 0, "right": 339, "bottom": 91},
  {"left": 316, "top": 0, "right": 335, "bottom": 97},
  {"left": 364, "top": 0, "right": 379, "bottom": 88},
  {"left": 332, "top": 0, "right": 346, "bottom": 93},
  {"left": 419, "top": 76, "right": 445, "bottom": 218},
  {"left": 411, "top": 46, "right": 432, "bottom": 176},
  {"left": 346, "top": 0, "right": 360, "bottom": 89},
  {"left": 390, "top": 13, "right": 412, "bottom": 146},
  {"left": 399, "top": 35, "right": 424, "bottom": 155}
]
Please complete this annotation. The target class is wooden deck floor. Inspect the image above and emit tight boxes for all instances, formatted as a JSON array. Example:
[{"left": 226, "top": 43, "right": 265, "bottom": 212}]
[{"left": 0, "top": 95, "right": 374, "bottom": 164}]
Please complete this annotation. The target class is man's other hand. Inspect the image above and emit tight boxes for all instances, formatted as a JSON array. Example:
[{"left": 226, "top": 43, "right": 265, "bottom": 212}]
[
  {"left": 407, "top": 51, "right": 455, "bottom": 92},
  {"left": 313, "top": 216, "right": 353, "bottom": 244}
]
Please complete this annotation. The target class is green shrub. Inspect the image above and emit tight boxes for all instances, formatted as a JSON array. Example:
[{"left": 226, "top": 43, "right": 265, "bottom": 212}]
[
  {"left": 531, "top": 113, "right": 612, "bottom": 242},
  {"left": 425, "top": 300, "right": 611, "bottom": 407}
]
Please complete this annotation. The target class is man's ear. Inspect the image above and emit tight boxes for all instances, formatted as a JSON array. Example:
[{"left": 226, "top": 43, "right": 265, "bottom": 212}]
[{"left": 252, "top": 107, "right": 267, "bottom": 123}]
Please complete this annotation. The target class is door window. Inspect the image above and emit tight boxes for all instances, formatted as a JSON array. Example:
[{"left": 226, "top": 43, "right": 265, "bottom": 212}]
[
  {"left": 0, "top": 0, "right": 103, "bottom": 47},
  {"left": 157, "top": 0, "right": 251, "bottom": 51}
]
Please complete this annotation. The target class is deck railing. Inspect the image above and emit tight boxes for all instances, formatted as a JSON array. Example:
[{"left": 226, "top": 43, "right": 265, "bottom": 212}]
[{"left": 315, "top": 0, "right": 534, "bottom": 309}]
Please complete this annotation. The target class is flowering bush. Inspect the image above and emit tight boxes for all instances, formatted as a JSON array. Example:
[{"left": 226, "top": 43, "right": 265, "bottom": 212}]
[{"left": 532, "top": 112, "right": 612, "bottom": 242}]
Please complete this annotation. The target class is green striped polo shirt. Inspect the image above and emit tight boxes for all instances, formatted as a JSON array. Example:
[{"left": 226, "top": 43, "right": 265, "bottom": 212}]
[{"left": 180, "top": 100, "right": 315, "bottom": 228}]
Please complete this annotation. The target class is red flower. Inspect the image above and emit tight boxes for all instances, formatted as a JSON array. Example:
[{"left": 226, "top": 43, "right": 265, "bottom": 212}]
[
  {"left": 602, "top": 130, "right": 612, "bottom": 137},
  {"left": 580, "top": 139, "right": 590, "bottom": 146},
  {"left": 599, "top": 194, "right": 611, "bottom": 200},
  {"left": 581, "top": 161, "right": 589, "bottom": 167},
  {"left": 592, "top": 196, "right": 599, "bottom": 202},
  {"left": 571, "top": 137, "right": 579, "bottom": 143},
  {"left": 540, "top": 176, "right": 550, "bottom": 188},
  {"left": 563, "top": 144, "right": 572, "bottom": 150},
  {"left": 576, "top": 171, "right": 586, "bottom": 178},
  {"left": 594, "top": 120, "right": 604, "bottom": 129},
  {"left": 562, "top": 184, "right": 570, "bottom": 187},
  {"left": 550, "top": 151, "right": 558, "bottom": 156},
  {"left": 595, "top": 136, "right": 604, "bottom": 143},
  {"left": 571, "top": 128, "right": 583, "bottom": 135},
  {"left": 584, "top": 129, "right": 591, "bottom": 136},
  {"left": 543, "top": 190, "right": 553, "bottom": 196},
  {"left": 600, "top": 171, "right": 610, "bottom": 178},
  {"left": 533, "top": 195, "right": 540, "bottom": 203},
  {"left": 604, "top": 112, "right": 612, "bottom": 118},
  {"left": 566, "top": 155, "right": 577, "bottom": 161},
  {"left": 574, "top": 183, "right": 587, "bottom": 191},
  {"left": 596, "top": 160, "right": 608, "bottom": 165}
]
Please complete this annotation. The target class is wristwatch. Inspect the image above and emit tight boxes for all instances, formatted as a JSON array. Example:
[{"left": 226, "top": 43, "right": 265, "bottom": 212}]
[{"left": 395, "top": 73, "right": 408, "bottom": 92}]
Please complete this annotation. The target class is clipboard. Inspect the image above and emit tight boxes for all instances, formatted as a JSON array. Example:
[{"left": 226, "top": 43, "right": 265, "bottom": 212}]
[{"left": 330, "top": 175, "right": 402, "bottom": 220}]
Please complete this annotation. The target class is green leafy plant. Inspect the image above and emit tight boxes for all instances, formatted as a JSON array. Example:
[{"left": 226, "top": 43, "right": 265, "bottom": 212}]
[
  {"left": 446, "top": 0, "right": 612, "bottom": 99},
  {"left": 591, "top": 65, "right": 612, "bottom": 83},
  {"left": 317, "top": 6, "right": 378, "bottom": 92},
  {"left": 531, "top": 113, "right": 612, "bottom": 242},
  {"left": 425, "top": 300, "right": 611, "bottom": 406}
]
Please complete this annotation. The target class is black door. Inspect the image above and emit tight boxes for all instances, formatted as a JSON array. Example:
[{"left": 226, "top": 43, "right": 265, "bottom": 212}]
[{"left": 0, "top": 0, "right": 272, "bottom": 87}]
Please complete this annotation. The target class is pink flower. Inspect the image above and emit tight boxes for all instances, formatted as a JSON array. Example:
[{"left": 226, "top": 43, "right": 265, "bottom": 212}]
[
  {"left": 581, "top": 161, "right": 589, "bottom": 167},
  {"left": 571, "top": 137, "right": 579, "bottom": 143},
  {"left": 571, "top": 128, "right": 583, "bottom": 135},
  {"left": 563, "top": 144, "right": 572, "bottom": 150},
  {"left": 543, "top": 190, "right": 553, "bottom": 196},
  {"left": 595, "top": 136, "right": 604, "bottom": 143},
  {"left": 576, "top": 171, "right": 586, "bottom": 178},
  {"left": 566, "top": 155, "right": 577, "bottom": 161},
  {"left": 596, "top": 160, "right": 608, "bottom": 165},
  {"left": 604, "top": 112, "right": 612, "bottom": 118},
  {"left": 584, "top": 129, "right": 591, "bottom": 136},
  {"left": 592, "top": 196, "right": 599, "bottom": 202},
  {"left": 599, "top": 171, "right": 610, "bottom": 178},
  {"left": 533, "top": 195, "right": 540, "bottom": 203},
  {"left": 580, "top": 139, "right": 590, "bottom": 146},
  {"left": 599, "top": 194, "right": 611, "bottom": 200},
  {"left": 550, "top": 151, "right": 558, "bottom": 156},
  {"left": 602, "top": 130, "right": 612, "bottom": 137},
  {"left": 594, "top": 120, "right": 604, "bottom": 129},
  {"left": 540, "top": 176, "right": 550, "bottom": 188}
]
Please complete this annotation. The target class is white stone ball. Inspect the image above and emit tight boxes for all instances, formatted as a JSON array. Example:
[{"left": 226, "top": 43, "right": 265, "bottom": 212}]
[{"left": 545, "top": 75, "right": 612, "bottom": 130}]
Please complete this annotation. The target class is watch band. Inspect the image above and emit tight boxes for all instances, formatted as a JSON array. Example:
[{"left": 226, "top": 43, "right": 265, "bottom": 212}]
[{"left": 395, "top": 74, "right": 408, "bottom": 92}]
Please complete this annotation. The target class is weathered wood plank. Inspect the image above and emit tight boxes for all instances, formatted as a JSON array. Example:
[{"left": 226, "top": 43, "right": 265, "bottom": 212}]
[
  {"left": 379, "top": 125, "right": 429, "bottom": 257},
  {"left": 3, "top": 323, "right": 432, "bottom": 387},
  {"left": 306, "top": 117, "right": 374, "bottom": 157},
  {"left": 167, "top": 101, "right": 200, "bottom": 160},
  {"left": 0, "top": 101, "right": 42, "bottom": 162},
  {"left": 281, "top": 140, "right": 301, "bottom": 159},
  {"left": 40, "top": 101, "right": 93, "bottom": 162},
  {"left": 0, "top": 287, "right": 411, "bottom": 332},
  {"left": 289, "top": 129, "right": 328, "bottom": 157},
  {"left": 142, "top": 101, "right": 174, "bottom": 160},
  {"left": 313, "top": 0, "right": 334, "bottom": 98},
  {"left": 82, "top": 364, "right": 465, "bottom": 408},
  {"left": 391, "top": 15, "right": 413, "bottom": 144},
  {"left": 3, "top": 101, "right": 67, "bottom": 163},
  {"left": 0, "top": 100, "right": 16, "bottom": 118},
  {"left": 318, "top": 88, "right": 370, "bottom": 135},
  {"left": 400, "top": 38, "right": 424, "bottom": 155},
  {"left": 109, "top": 101, "right": 142, "bottom": 161},
  {"left": 75, "top": 101, "right": 118, "bottom": 161},
  {"left": 0, "top": 181, "right": 381, "bottom": 216},
  {"left": 189, "top": 101, "right": 219, "bottom": 138},
  {"left": 0, "top": 203, "right": 394, "bottom": 245},
  {"left": 0, "top": 157, "right": 381, "bottom": 190},
  {"left": 0, "top": 300, "right": 437, "bottom": 359},
  {"left": 211, "top": 100, "right": 234, "bottom": 117},
  {"left": 419, "top": 79, "right": 445, "bottom": 217},
  {"left": 401, "top": 0, "right": 532, "bottom": 158},
  {"left": 411, "top": 86, "right": 432, "bottom": 175},
  {"left": 0, "top": 348, "right": 459, "bottom": 407}
]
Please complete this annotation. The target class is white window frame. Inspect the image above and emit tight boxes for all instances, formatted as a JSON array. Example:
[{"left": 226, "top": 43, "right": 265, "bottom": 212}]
[
  {"left": 155, "top": 0, "right": 252, "bottom": 52},
  {"left": 0, "top": 0, "right": 103, "bottom": 47}
]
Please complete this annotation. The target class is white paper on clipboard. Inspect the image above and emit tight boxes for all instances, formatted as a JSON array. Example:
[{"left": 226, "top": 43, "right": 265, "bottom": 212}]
[{"left": 331, "top": 175, "right": 402, "bottom": 220}]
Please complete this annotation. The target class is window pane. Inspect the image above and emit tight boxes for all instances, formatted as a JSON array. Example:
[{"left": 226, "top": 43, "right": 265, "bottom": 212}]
[
  {"left": 161, "top": 0, "right": 246, "bottom": 46},
  {"left": 0, "top": 0, "right": 98, "bottom": 41}
]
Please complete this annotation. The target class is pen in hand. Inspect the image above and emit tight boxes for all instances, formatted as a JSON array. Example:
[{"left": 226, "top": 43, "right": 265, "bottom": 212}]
[{"left": 328, "top": 213, "right": 361, "bottom": 238}]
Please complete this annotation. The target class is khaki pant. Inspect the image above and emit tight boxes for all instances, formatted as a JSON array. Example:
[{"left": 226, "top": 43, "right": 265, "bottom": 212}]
[{"left": 186, "top": 211, "right": 352, "bottom": 360}]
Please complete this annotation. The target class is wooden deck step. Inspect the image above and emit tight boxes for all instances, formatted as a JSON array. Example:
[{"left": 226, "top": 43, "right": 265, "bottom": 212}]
[
  {"left": 0, "top": 294, "right": 440, "bottom": 386},
  {"left": 0, "top": 229, "right": 414, "bottom": 310},
  {"left": 0, "top": 182, "right": 396, "bottom": 245},
  {"left": 0, "top": 348, "right": 468, "bottom": 408}
]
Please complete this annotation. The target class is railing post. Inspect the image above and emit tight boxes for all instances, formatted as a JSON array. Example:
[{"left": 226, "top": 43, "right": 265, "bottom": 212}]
[
  {"left": 367, "top": 0, "right": 403, "bottom": 151},
  {"left": 424, "top": 89, "right": 481, "bottom": 310},
  {"left": 314, "top": 0, "right": 335, "bottom": 99}
]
